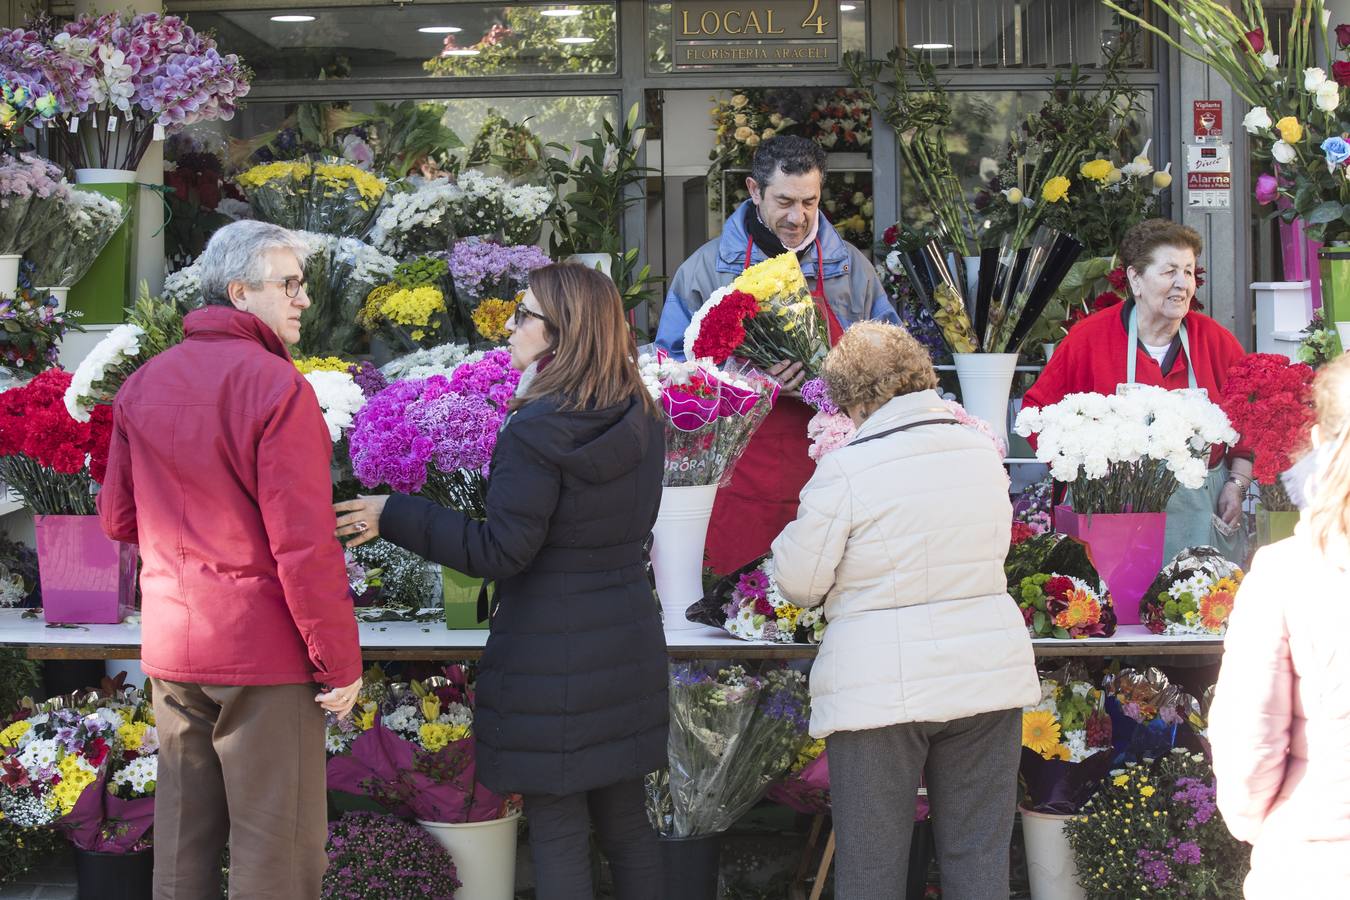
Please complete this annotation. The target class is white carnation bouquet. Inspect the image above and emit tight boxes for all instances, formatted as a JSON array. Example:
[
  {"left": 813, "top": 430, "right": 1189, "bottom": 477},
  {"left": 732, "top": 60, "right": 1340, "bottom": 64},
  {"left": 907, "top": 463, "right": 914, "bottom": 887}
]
[
  {"left": 303, "top": 370, "right": 366, "bottom": 442},
  {"left": 368, "top": 178, "right": 463, "bottom": 257},
  {"left": 1014, "top": 386, "right": 1237, "bottom": 514}
]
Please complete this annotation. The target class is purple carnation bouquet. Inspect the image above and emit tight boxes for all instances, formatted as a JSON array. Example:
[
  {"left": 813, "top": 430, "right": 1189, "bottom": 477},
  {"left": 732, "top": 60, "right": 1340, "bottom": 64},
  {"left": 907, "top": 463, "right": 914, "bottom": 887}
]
[{"left": 348, "top": 349, "right": 519, "bottom": 518}]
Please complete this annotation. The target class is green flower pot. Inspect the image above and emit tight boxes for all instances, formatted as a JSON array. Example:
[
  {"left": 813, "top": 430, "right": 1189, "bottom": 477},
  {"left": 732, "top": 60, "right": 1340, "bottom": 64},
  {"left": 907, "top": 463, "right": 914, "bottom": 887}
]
[
  {"left": 442, "top": 566, "right": 483, "bottom": 629},
  {"left": 1256, "top": 508, "right": 1300, "bottom": 548}
]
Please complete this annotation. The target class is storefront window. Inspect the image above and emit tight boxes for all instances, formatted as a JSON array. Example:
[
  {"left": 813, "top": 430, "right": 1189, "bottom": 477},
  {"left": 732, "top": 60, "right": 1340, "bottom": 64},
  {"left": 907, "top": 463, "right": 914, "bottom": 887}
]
[
  {"left": 176, "top": 3, "right": 618, "bottom": 81},
  {"left": 646, "top": 1, "right": 869, "bottom": 74}
]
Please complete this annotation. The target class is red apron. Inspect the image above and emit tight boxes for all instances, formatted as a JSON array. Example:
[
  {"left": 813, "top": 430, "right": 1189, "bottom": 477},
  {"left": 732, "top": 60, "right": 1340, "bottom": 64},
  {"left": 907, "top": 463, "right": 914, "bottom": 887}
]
[{"left": 703, "top": 236, "right": 845, "bottom": 574}]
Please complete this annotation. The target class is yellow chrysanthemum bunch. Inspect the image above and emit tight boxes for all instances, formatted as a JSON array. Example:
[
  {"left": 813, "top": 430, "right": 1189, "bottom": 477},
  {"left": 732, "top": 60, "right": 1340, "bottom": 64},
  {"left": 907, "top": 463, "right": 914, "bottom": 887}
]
[
  {"left": 1080, "top": 158, "right": 1114, "bottom": 182},
  {"left": 418, "top": 721, "right": 471, "bottom": 753},
  {"left": 1041, "top": 175, "right": 1071, "bottom": 203},
  {"left": 237, "top": 161, "right": 386, "bottom": 208},
  {"left": 790, "top": 738, "right": 825, "bottom": 774},
  {"left": 0, "top": 718, "right": 32, "bottom": 748},
  {"left": 50, "top": 755, "right": 97, "bottom": 815},
  {"left": 361, "top": 284, "right": 447, "bottom": 342},
  {"left": 117, "top": 721, "right": 150, "bottom": 751},
  {"left": 732, "top": 252, "right": 809, "bottom": 307},
  {"left": 472, "top": 296, "right": 519, "bottom": 341},
  {"left": 236, "top": 161, "right": 307, "bottom": 189},
  {"left": 293, "top": 356, "right": 352, "bottom": 374}
]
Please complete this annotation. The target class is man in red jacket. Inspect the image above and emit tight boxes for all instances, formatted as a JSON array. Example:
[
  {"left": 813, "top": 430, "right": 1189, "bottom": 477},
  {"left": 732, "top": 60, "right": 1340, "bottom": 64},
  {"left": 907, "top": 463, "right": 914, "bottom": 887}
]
[{"left": 98, "top": 221, "right": 362, "bottom": 899}]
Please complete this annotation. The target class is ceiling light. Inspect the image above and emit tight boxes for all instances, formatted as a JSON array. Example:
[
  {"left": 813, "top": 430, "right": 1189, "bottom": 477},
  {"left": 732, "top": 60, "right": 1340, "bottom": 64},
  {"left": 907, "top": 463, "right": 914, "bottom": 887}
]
[
  {"left": 418, "top": 25, "right": 463, "bottom": 34},
  {"left": 840, "top": 4, "right": 857, "bottom": 10},
  {"left": 270, "top": 15, "right": 316, "bottom": 23},
  {"left": 913, "top": 42, "right": 954, "bottom": 50},
  {"left": 557, "top": 36, "right": 595, "bottom": 44},
  {"left": 441, "top": 48, "right": 481, "bottom": 56},
  {"left": 541, "top": 8, "right": 584, "bottom": 16}
]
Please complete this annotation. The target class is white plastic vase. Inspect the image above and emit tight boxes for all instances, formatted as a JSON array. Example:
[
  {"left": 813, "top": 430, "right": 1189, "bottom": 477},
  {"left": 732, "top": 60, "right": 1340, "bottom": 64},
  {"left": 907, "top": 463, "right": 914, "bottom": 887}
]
[
  {"left": 1041, "top": 342, "right": 1056, "bottom": 363},
  {"left": 1020, "top": 808, "right": 1087, "bottom": 900},
  {"left": 567, "top": 252, "right": 612, "bottom": 278},
  {"left": 0, "top": 254, "right": 21, "bottom": 297},
  {"left": 417, "top": 812, "right": 520, "bottom": 900},
  {"left": 37, "top": 287, "right": 69, "bottom": 313},
  {"left": 953, "top": 352, "right": 1019, "bottom": 453},
  {"left": 650, "top": 483, "right": 719, "bottom": 631},
  {"left": 74, "top": 168, "right": 137, "bottom": 185}
]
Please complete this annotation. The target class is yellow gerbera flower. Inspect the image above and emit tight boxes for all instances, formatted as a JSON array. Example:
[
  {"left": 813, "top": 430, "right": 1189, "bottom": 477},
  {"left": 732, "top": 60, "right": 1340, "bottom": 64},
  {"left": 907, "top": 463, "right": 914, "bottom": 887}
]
[{"left": 1022, "top": 710, "right": 1062, "bottom": 758}]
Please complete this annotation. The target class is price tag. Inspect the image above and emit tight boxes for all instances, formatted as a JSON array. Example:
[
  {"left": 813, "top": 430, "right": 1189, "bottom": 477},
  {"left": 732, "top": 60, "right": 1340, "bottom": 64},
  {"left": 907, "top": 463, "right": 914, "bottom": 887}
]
[
  {"left": 107, "top": 114, "right": 118, "bottom": 132},
  {"left": 152, "top": 123, "right": 165, "bottom": 141},
  {"left": 68, "top": 116, "right": 79, "bottom": 132}
]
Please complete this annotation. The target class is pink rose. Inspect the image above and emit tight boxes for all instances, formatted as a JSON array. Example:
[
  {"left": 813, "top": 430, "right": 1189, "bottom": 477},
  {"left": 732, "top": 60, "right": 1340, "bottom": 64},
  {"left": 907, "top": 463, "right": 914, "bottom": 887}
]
[{"left": 1255, "top": 172, "right": 1279, "bottom": 205}]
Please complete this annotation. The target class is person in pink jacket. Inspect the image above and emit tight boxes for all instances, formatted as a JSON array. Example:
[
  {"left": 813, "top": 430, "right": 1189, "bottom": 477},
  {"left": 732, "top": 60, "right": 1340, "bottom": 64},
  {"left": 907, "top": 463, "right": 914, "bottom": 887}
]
[
  {"left": 1209, "top": 351, "right": 1350, "bottom": 897},
  {"left": 98, "top": 221, "right": 362, "bottom": 899}
]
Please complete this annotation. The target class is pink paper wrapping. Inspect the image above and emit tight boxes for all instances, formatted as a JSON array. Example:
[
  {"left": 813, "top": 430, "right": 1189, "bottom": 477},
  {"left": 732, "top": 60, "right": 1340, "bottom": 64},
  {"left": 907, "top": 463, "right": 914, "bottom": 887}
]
[
  {"left": 58, "top": 768, "right": 155, "bottom": 854},
  {"left": 1053, "top": 505, "right": 1166, "bottom": 625},
  {"left": 1278, "top": 212, "right": 1323, "bottom": 309},
  {"left": 34, "top": 515, "right": 138, "bottom": 625}
]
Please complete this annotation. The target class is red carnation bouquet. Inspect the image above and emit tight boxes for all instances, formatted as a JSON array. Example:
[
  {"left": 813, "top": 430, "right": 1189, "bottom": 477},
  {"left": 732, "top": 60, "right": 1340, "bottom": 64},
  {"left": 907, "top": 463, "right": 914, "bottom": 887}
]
[
  {"left": 0, "top": 368, "right": 112, "bottom": 514},
  {"left": 1217, "top": 353, "right": 1315, "bottom": 511}
]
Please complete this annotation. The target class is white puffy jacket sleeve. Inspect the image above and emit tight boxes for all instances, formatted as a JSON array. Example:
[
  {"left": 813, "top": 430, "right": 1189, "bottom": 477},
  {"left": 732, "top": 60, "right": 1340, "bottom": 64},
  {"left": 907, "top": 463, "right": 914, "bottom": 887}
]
[{"left": 770, "top": 453, "right": 853, "bottom": 609}]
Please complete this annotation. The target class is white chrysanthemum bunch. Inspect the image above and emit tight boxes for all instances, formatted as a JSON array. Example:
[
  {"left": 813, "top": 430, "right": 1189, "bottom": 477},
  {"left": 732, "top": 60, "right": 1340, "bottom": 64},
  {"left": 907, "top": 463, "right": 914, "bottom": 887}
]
[
  {"left": 162, "top": 263, "right": 201, "bottom": 308},
  {"left": 303, "top": 370, "right": 366, "bottom": 442},
  {"left": 501, "top": 183, "right": 552, "bottom": 223},
  {"left": 64, "top": 323, "right": 146, "bottom": 422},
  {"left": 380, "top": 343, "right": 485, "bottom": 381},
  {"left": 368, "top": 179, "right": 463, "bottom": 257},
  {"left": 110, "top": 755, "right": 157, "bottom": 797}
]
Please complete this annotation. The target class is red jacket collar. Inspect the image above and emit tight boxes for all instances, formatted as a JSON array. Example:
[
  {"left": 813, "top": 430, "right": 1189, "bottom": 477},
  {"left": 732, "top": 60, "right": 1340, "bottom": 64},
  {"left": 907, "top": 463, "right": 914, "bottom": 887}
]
[{"left": 183, "top": 306, "right": 293, "bottom": 362}]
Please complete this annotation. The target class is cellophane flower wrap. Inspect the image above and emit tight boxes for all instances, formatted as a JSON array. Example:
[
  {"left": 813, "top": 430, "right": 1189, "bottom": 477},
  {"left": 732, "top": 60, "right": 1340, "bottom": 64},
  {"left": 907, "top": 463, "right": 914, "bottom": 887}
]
[
  {"left": 29, "top": 188, "right": 126, "bottom": 288},
  {"left": 0, "top": 154, "right": 70, "bottom": 257},
  {"left": 64, "top": 293, "right": 183, "bottom": 423},
  {"left": 1217, "top": 353, "right": 1315, "bottom": 511},
  {"left": 0, "top": 368, "right": 111, "bottom": 514},
  {"left": 237, "top": 160, "right": 387, "bottom": 238},
  {"left": 326, "top": 667, "right": 508, "bottom": 824},
  {"left": 637, "top": 347, "right": 777, "bottom": 487},
  {"left": 765, "top": 738, "right": 830, "bottom": 815},
  {"left": 685, "top": 555, "right": 824, "bottom": 644},
  {"left": 297, "top": 233, "right": 396, "bottom": 357},
  {"left": 648, "top": 664, "right": 809, "bottom": 837},
  {"left": 1004, "top": 532, "right": 1116, "bottom": 639},
  {"left": 1102, "top": 667, "right": 1207, "bottom": 765},
  {"left": 348, "top": 349, "right": 519, "bottom": 519},
  {"left": 1065, "top": 749, "right": 1249, "bottom": 898},
  {"left": 1139, "top": 546, "right": 1244, "bottom": 636},
  {"left": 683, "top": 253, "right": 829, "bottom": 376},
  {"left": 1020, "top": 666, "right": 1115, "bottom": 814},
  {"left": 0, "top": 686, "right": 157, "bottom": 853},
  {"left": 368, "top": 178, "right": 463, "bottom": 257},
  {"left": 1014, "top": 386, "right": 1237, "bottom": 514}
]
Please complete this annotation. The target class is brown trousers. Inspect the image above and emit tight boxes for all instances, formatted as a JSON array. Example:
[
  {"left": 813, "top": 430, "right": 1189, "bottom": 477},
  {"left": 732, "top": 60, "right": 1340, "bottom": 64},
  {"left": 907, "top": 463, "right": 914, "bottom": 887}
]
[{"left": 150, "top": 680, "right": 327, "bottom": 900}]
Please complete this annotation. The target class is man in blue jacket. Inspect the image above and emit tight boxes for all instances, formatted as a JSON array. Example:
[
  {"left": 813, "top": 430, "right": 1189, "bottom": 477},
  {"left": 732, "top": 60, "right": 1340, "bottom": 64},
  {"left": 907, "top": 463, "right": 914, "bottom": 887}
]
[{"left": 656, "top": 135, "right": 899, "bottom": 573}]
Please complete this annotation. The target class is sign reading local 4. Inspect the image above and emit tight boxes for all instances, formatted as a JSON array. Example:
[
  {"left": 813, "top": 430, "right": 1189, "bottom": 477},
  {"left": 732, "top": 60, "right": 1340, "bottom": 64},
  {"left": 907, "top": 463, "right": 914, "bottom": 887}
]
[{"left": 673, "top": 1, "right": 841, "bottom": 68}]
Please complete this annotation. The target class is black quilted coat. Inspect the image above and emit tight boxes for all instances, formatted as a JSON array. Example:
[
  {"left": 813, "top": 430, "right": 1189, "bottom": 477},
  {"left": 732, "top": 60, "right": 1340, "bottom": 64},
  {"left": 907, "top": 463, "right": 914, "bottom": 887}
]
[{"left": 380, "top": 394, "right": 669, "bottom": 796}]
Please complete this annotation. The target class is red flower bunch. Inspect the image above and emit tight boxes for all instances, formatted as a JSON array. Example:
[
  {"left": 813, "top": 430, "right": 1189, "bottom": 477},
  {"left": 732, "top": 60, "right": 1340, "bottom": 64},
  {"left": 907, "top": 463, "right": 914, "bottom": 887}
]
[
  {"left": 690, "top": 289, "right": 758, "bottom": 363},
  {"left": 1217, "top": 353, "right": 1316, "bottom": 485},
  {"left": 1010, "top": 521, "right": 1037, "bottom": 545},
  {"left": 0, "top": 368, "right": 112, "bottom": 482},
  {"left": 1106, "top": 267, "right": 1127, "bottom": 292}
]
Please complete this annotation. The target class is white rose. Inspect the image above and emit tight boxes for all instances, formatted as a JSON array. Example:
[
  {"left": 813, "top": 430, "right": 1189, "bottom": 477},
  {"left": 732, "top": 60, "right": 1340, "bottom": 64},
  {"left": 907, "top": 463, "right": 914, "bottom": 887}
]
[
  {"left": 1262, "top": 50, "right": 1280, "bottom": 68},
  {"left": 1242, "top": 106, "right": 1272, "bottom": 133},
  {"left": 1305, "top": 67, "right": 1328, "bottom": 91},
  {"left": 1317, "top": 81, "right": 1341, "bottom": 113},
  {"left": 1272, "top": 140, "right": 1297, "bottom": 163}
]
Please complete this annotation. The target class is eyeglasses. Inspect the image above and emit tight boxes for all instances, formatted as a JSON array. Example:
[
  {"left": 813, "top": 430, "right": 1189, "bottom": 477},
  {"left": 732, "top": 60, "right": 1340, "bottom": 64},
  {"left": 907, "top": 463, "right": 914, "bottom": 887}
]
[
  {"left": 259, "top": 276, "right": 306, "bottom": 298},
  {"left": 513, "top": 305, "right": 549, "bottom": 327}
]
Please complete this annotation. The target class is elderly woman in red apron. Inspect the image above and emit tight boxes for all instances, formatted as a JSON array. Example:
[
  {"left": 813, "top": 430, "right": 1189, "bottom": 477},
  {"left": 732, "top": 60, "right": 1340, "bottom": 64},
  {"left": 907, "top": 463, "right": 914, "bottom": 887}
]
[
  {"left": 655, "top": 135, "right": 899, "bottom": 572},
  {"left": 1021, "top": 218, "right": 1252, "bottom": 563}
]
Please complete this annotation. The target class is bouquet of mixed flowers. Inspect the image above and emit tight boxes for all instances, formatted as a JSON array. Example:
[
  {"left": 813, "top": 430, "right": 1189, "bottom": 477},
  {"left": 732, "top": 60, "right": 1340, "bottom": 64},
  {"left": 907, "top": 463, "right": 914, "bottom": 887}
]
[
  {"left": 323, "top": 812, "right": 460, "bottom": 900},
  {"left": 450, "top": 170, "right": 551, "bottom": 245},
  {"left": 705, "top": 91, "right": 796, "bottom": 213},
  {"left": 379, "top": 343, "right": 484, "bottom": 382},
  {"left": 0, "top": 367, "right": 111, "bottom": 514},
  {"left": 344, "top": 540, "right": 441, "bottom": 616},
  {"left": 0, "top": 283, "right": 82, "bottom": 373},
  {"left": 326, "top": 668, "right": 508, "bottom": 824},
  {"left": 28, "top": 12, "right": 252, "bottom": 171},
  {"left": 1140, "top": 547, "right": 1244, "bottom": 636},
  {"left": 765, "top": 738, "right": 830, "bottom": 815},
  {"left": 1020, "top": 667, "right": 1115, "bottom": 813},
  {"left": 649, "top": 664, "right": 810, "bottom": 837},
  {"left": 0, "top": 687, "right": 157, "bottom": 853},
  {"left": 1066, "top": 749, "right": 1250, "bottom": 897},
  {"left": 1102, "top": 667, "right": 1206, "bottom": 765},
  {"left": 348, "top": 350, "right": 519, "bottom": 519},
  {"left": 1005, "top": 533, "right": 1117, "bottom": 639},
  {"left": 237, "top": 160, "right": 387, "bottom": 238},
  {"left": 359, "top": 256, "right": 454, "bottom": 351},
  {"left": 1014, "top": 386, "right": 1238, "bottom": 514},
  {"left": 64, "top": 292, "right": 182, "bottom": 422},
  {"left": 684, "top": 555, "right": 824, "bottom": 644},
  {"left": 807, "top": 89, "right": 872, "bottom": 152},
  {"left": 1218, "top": 353, "right": 1316, "bottom": 512},
  {"left": 683, "top": 255, "right": 828, "bottom": 377},
  {"left": 637, "top": 347, "right": 777, "bottom": 487},
  {"left": 1013, "top": 474, "right": 1055, "bottom": 536},
  {"left": 27, "top": 188, "right": 126, "bottom": 288},
  {"left": 367, "top": 178, "right": 462, "bottom": 257},
  {"left": 0, "top": 153, "right": 70, "bottom": 260},
  {"left": 0, "top": 62, "right": 58, "bottom": 154}
]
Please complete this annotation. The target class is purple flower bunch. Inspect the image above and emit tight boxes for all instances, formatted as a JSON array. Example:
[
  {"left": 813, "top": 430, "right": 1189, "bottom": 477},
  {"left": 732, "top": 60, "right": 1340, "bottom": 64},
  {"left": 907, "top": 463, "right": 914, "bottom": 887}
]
[
  {"left": 447, "top": 349, "right": 517, "bottom": 407},
  {"left": 347, "top": 360, "right": 387, "bottom": 398},
  {"left": 0, "top": 153, "right": 66, "bottom": 202},
  {"left": 1171, "top": 775, "right": 1218, "bottom": 828},
  {"left": 444, "top": 238, "right": 550, "bottom": 300},
  {"left": 323, "top": 812, "right": 459, "bottom": 900},
  {"left": 799, "top": 378, "right": 838, "bottom": 415}
]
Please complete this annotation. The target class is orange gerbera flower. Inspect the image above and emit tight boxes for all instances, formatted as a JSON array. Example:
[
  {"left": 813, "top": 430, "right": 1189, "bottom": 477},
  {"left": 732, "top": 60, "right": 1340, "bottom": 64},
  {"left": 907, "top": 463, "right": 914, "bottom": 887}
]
[
  {"left": 1054, "top": 589, "right": 1102, "bottom": 631},
  {"left": 1200, "top": 580, "right": 1237, "bottom": 631}
]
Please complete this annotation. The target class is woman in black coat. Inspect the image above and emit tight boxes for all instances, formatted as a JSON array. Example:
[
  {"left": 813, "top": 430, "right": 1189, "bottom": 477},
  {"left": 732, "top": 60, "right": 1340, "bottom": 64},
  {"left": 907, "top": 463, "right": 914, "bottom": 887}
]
[{"left": 335, "top": 264, "right": 668, "bottom": 899}]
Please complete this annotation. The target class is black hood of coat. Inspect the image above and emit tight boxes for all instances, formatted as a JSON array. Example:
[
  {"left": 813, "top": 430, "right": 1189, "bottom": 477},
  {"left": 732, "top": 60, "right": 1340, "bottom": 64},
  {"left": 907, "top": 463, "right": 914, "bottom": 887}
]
[{"left": 527, "top": 397, "right": 655, "bottom": 484}]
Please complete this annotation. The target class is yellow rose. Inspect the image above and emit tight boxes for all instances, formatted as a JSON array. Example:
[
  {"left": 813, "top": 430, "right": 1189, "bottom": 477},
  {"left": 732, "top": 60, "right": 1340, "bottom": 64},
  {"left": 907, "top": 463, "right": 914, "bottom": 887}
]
[
  {"left": 1276, "top": 116, "right": 1304, "bottom": 143},
  {"left": 731, "top": 94, "right": 749, "bottom": 109},
  {"left": 734, "top": 125, "right": 754, "bottom": 142},
  {"left": 1041, "top": 175, "right": 1071, "bottom": 203},
  {"left": 746, "top": 134, "right": 761, "bottom": 147},
  {"left": 734, "top": 113, "right": 747, "bottom": 126},
  {"left": 762, "top": 128, "right": 776, "bottom": 140},
  {"left": 1080, "top": 159, "right": 1114, "bottom": 182}
]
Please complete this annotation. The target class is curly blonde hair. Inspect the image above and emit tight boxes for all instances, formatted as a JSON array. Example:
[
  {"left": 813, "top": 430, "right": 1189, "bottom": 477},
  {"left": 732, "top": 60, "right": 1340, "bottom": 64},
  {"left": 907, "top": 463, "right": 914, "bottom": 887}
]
[
  {"left": 822, "top": 321, "right": 937, "bottom": 413},
  {"left": 1309, "top": 352, "right": 1350, "bottom": 557}
]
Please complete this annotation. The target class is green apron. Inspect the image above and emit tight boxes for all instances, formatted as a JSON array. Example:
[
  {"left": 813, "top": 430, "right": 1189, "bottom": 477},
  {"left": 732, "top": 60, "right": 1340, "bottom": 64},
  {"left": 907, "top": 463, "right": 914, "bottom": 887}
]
[{"left": 1124, "top": 308, "right": 1247, "bottom": 565}]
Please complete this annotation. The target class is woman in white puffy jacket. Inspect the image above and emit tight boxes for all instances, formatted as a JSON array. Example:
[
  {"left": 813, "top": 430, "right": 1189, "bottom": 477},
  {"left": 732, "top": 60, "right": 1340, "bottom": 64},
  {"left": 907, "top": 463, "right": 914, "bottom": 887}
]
[{"left": 771, "top": 322, "right": 1040, "bottom": 900}]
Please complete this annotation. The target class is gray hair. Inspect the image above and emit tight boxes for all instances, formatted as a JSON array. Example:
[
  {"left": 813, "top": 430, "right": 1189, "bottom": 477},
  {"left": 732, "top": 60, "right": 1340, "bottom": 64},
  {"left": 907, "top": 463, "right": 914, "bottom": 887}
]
[
  {"left": 750, "top": 135, "right": 827, "bottom": 189},
  {"left": 196, "top": 220, "right": 311, "bottom": 307}
]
